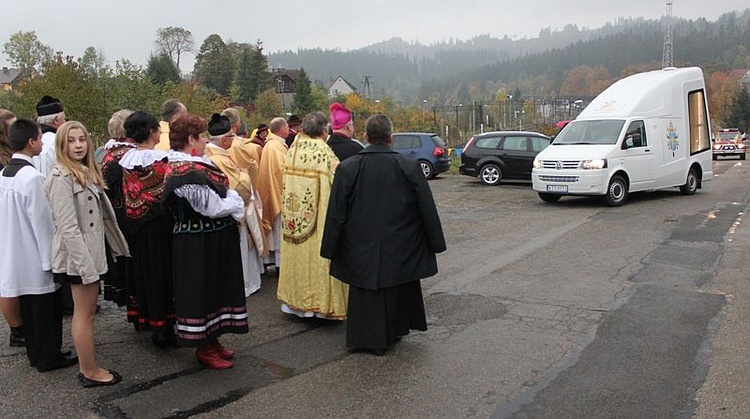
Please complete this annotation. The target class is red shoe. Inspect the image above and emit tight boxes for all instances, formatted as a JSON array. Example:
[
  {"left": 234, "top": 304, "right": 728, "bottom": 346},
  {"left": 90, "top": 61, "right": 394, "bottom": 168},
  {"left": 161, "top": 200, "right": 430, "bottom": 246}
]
[
  {"left": 195, "top": 346, "right": 233, "bottom": 370},
  {"left": 211, "top": 341, "right": 235, "bottom": 359}
]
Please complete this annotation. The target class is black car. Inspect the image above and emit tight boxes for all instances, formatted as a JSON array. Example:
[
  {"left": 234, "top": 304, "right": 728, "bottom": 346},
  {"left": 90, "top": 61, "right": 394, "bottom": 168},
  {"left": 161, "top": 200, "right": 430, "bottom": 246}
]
[
  {"left": 459, "top": 131, "right": 551, "bottom": 185},
  {"left": 392, "top": 133, "right": 452, "bottom": 179}
]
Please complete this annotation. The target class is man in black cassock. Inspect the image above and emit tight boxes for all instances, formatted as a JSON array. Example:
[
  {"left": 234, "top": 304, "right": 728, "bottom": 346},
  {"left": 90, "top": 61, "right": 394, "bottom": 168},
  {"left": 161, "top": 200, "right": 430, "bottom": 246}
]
[{"left": 321, "top": 113, "right": 446, "bottom": 356}]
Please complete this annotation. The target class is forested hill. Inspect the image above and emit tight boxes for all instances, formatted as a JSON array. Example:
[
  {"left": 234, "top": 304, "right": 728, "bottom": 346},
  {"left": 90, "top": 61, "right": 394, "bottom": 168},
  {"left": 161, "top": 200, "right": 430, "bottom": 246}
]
[{"left": 267, "top": 9, "right": 750, "bottom": 104}]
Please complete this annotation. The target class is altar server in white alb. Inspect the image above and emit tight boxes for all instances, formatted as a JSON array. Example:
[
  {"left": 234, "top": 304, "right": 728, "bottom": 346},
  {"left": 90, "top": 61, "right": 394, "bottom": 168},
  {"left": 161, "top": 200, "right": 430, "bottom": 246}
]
[{"left": 0, "top": 119, "right": 78, "bottom": 372}]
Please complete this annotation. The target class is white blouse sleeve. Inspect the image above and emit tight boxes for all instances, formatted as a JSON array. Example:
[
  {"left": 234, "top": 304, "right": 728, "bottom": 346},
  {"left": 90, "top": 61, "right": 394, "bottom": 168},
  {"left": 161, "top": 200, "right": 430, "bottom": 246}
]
[{"left": 174, "top": 185, "right": 245, "bottom": 221}]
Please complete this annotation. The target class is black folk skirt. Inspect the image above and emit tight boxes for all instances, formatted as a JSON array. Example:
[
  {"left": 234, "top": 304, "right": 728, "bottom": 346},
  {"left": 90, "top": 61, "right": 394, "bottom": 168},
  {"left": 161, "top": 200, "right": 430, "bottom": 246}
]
[
  {"left": 128, "top": 217, "right": 175, "bottom": 335},
  {"left": 171, "top": 221, "right": 249, "bottom": 347},
  {"left": 346, "top": 280, "right": 428, "bottom": 351}
]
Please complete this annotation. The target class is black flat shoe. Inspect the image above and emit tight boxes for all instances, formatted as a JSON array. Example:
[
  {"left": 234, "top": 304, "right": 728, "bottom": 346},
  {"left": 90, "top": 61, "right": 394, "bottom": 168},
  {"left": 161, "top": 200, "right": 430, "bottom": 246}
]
[{"left": 78, "top": 370, "right": 122, "bottom": 388}]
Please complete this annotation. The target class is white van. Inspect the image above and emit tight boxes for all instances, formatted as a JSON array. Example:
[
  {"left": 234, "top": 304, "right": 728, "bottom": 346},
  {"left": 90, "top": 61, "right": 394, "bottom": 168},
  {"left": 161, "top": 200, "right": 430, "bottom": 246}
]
[{"left": 532, "top": 67, "right": 713, "bottom": 206}]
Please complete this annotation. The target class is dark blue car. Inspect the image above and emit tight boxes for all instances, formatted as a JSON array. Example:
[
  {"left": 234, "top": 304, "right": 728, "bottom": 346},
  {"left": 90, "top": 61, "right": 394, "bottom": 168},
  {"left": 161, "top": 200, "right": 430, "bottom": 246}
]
[{"left": 392, "top": 132, "right": 452, "bottom": 179}]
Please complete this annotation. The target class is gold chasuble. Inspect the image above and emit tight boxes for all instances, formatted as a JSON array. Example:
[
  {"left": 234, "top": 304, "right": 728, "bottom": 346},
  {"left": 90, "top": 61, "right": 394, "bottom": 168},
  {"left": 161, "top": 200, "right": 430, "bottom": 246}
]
[
  {"left": 277, "top": 134, "right": 348, "bottom": 319},
  {"left": 204, "top": 144, "right": 252, "bottom": 204},
  {"left": 258, "top": 134, "right": 287, "bottom": 233},
  {"left": 229, "top": 137, "right": 261, "bottom": 192}
]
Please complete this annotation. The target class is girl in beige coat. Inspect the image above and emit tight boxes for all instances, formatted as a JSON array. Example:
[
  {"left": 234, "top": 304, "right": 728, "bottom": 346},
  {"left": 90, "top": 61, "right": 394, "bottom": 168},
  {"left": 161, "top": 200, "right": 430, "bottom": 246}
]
[{"left": 45, "top": 121, "right": 129, "bottom": 388}]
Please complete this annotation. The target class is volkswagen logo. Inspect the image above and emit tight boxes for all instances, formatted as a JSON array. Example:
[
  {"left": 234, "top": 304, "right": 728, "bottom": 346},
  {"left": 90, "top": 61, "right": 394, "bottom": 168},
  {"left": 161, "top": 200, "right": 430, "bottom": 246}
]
[{"left": 556, "top": 161, "right": 563, "bottom": 170}]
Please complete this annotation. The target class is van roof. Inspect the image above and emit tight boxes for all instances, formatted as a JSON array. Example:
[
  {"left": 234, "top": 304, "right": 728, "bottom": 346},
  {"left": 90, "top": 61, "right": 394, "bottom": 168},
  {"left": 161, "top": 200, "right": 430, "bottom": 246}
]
[{"left": 577, "top": 67, "right": 705, "bottom": 120}]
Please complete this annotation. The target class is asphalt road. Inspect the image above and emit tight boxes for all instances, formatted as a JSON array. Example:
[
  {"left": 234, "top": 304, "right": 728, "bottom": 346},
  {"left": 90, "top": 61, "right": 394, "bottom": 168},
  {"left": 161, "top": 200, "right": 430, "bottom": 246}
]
[{"left": 2, "top": 156, "right": 749, "bottom": 418}]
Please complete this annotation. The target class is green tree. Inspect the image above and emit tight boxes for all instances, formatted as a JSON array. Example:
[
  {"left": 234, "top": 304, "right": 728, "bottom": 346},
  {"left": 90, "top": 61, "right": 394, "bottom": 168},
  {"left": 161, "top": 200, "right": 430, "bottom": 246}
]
[
  {"left": 291, "top": 68, "right": 315, "bottom": 115},
  {"left": 146, "top": 53, "right": 181, "bottom": 88},
  {"left": 154, "top": 26, "right": 194, "bottom": 71},
  {"left": 79, "top": 46, "right": 109, "bottom": 78},
  {"left": 7, "top": 53, "right": 106, "bottom": 137},
  {"left": 108, "top": 59, "right": 161, "bottom": 117},
  {"left": 727, "top": 85, "right": 750, "bottom": 133},
  {"left": 193, "top": 34, "right": 234, "bottom": 95},
  {"left": 235, "top": 40, "right": 270, "bottom": 102},
  {"left": 3, "top": 31, "right": 52, "bottom": 71},
  {"left": 160, "top": 80, "right": 225, "bottom": 121},
  {"left": 252, "top": 88, "right": 283, "bottom": 126},
  {"left": 310, "top": 85, "right": 330, "bottom": 112},
  {"left": 235, "top": 44, "right": 255, "bottom": 101}
]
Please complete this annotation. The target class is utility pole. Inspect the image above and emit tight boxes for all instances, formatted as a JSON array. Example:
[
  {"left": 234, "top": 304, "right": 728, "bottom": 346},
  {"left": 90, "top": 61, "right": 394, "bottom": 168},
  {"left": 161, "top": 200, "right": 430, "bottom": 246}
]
[
  {"left": 662, "top": 1, "right": 674, "bottom": 68},
  {"left": 362, "top": 76, "right": 373, "bottom": 100}
]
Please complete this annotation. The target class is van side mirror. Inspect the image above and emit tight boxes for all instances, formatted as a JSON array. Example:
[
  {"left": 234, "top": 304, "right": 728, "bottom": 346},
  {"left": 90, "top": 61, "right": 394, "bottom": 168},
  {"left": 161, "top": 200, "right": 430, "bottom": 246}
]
[{"left": 623, "top": 137, "right": 634, "bottom": 149}]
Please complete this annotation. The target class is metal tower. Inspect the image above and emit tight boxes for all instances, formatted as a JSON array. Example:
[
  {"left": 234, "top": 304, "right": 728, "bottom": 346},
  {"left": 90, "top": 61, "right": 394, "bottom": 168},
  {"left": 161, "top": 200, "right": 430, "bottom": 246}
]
[{"left": 662, "top": 1, "right": 674, "bottom": 68}]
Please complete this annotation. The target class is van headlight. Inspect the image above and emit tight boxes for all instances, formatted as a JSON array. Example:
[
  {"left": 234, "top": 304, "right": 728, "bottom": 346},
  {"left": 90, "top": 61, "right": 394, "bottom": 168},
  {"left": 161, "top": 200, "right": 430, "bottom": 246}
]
[
  {"left": 581, "top": 159, "right": 607, "bottom": 170},
  {"left": 533, "top": 159, "right": 542, "bottom": 169}
]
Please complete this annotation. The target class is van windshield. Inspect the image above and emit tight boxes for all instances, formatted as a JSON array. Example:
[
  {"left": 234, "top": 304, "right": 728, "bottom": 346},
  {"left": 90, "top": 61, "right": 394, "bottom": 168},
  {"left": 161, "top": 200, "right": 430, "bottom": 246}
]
[{"left": 553, "top": 120, "right": 625, "bottom": 145}]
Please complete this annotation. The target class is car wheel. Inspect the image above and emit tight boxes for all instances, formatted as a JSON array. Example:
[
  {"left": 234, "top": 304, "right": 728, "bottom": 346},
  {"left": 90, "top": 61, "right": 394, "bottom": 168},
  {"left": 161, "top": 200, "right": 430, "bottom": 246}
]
[
  {"left": 741, "top": 154, "right": 746, "bottom": 160},
  {"left": 679, "top": 167, "right": 698, "bottom": 195},
  {"left": 712, "top": 155, "right": 717, "bottom": 160},
  {"left": 604, "top": 175, "right": 628, "bottom": 207},
  {"left": 479, "top": 164, "right": 502, "bottom": 186},
  {"left": 538, "top": 192, "right": 562, "bottom": 203},
  {"left": 420, "top": 161, "right": 434, "bottom": 179}
]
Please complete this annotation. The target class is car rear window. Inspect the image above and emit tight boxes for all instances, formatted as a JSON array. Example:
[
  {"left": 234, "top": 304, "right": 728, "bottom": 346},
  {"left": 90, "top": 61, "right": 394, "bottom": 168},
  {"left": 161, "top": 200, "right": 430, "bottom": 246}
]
[
  {"left": 393, "top": 135, "right": 420, "bottom": 150},
  {"left": 430, "top": 135, "right": 446, "bottom": 147}
]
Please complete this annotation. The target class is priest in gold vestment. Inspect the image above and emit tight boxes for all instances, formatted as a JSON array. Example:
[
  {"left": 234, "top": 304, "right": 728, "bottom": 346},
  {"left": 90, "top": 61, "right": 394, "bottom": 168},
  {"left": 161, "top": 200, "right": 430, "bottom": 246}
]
[
  {"left": 257, "top": 118, "right": 289, "bottom": 269},
  {"left": 277, "top": 112, "right": 348, "bottom": 319}
]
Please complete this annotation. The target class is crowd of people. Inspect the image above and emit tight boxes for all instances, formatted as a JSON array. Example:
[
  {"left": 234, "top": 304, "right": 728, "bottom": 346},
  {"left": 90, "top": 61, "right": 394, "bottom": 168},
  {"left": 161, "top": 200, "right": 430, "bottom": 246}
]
[{"left": 0, "top": 96, "right": 446, "bottom": 387}]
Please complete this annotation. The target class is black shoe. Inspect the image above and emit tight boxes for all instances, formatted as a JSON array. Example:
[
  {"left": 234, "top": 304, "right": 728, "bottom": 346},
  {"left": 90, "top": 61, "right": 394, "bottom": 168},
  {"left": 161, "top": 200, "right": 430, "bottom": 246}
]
[
  {"left": 152, "top": 332, "right": 178, "bottom": 349},
  {"left": 78, "top": 370, "right": 122, "bottom": 388},
  {"left": 9, "top": 334, "right": 25, "bottom": 347},
  {"left": 37, "top": 351, "right": 79, "bottom": 372}
]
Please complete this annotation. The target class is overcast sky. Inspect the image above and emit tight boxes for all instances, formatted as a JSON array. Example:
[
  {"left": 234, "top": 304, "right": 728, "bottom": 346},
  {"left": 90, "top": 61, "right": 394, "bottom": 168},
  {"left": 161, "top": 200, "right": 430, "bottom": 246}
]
[{"left": 2, "top": 0, "right": 747, "bottom": 71}]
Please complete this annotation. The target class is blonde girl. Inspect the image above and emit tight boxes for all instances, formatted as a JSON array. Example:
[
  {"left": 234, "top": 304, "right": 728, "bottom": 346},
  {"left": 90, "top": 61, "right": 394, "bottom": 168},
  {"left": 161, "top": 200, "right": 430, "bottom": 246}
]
[{"left": 45, "top": 121, "right": 129, "bottom": 388}]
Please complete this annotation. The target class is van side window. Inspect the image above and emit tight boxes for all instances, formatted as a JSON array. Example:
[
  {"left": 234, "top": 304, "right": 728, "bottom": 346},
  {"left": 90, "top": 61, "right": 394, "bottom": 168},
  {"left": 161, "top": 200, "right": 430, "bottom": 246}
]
[
  {"left": 624, "top": 121, "right": 647, "bottom": 148},
  {"left": 502, "top": 136, "right": 528, "bottom": 151},
  {"left": 688, "top": 89, "right": 711, "bottom": 154}
]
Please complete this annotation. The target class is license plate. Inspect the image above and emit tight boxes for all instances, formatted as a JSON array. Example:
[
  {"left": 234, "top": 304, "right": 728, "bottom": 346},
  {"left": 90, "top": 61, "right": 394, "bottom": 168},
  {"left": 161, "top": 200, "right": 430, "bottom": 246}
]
[{"left": 546, "top": 185, "right": 568, "bottom": 193}]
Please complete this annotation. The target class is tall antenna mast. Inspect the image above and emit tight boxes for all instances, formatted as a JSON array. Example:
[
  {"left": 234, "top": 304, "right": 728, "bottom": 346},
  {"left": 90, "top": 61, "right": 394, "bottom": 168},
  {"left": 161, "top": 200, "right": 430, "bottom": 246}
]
[{"left": 662, "top": 1, "right": 674, "bottom": 68}]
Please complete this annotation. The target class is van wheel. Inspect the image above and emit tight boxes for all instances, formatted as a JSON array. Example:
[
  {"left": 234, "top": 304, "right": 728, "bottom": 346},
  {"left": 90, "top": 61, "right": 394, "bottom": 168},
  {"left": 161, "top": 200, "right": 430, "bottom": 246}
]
[
  {"left": 679, "top": 167, "right": 698, "bottom": 195},
  {"left": 420, "top": 161, "right": 434, "bottom": 179},
  {"left": 604, "top": 175, "right": 628, "bottom": 206},
  {"left": 538, "top": 192, "right": 562, "bottom": 203},
  {"left": 479, "top": 164, "right": 502, "bottom": 186}
]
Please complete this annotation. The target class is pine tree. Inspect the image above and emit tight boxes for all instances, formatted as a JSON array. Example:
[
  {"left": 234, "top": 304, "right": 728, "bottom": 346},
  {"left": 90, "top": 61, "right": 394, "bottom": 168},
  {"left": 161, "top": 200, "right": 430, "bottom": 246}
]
[
  {"left": 292, "top": 68, "right": 315, "bottom": 115},
  {"left": 727, "top": 85, "right": 750, "bottom": 133},
  {"left": 146, "top": 54, "right": 181, "bottom": 89}
]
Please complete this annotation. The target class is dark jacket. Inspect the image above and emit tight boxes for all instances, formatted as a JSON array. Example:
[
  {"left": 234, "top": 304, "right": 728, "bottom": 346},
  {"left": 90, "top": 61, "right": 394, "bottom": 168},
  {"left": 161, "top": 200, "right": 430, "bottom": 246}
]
[
  {"left": 285, "top": 129, "right": 298, "bottom": 148},
  {"left": 321, "top": 144, "right": 446, "bottom": 290},
  {"left": 326, "top": 132, "right": 364, "bottom": 162}
]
